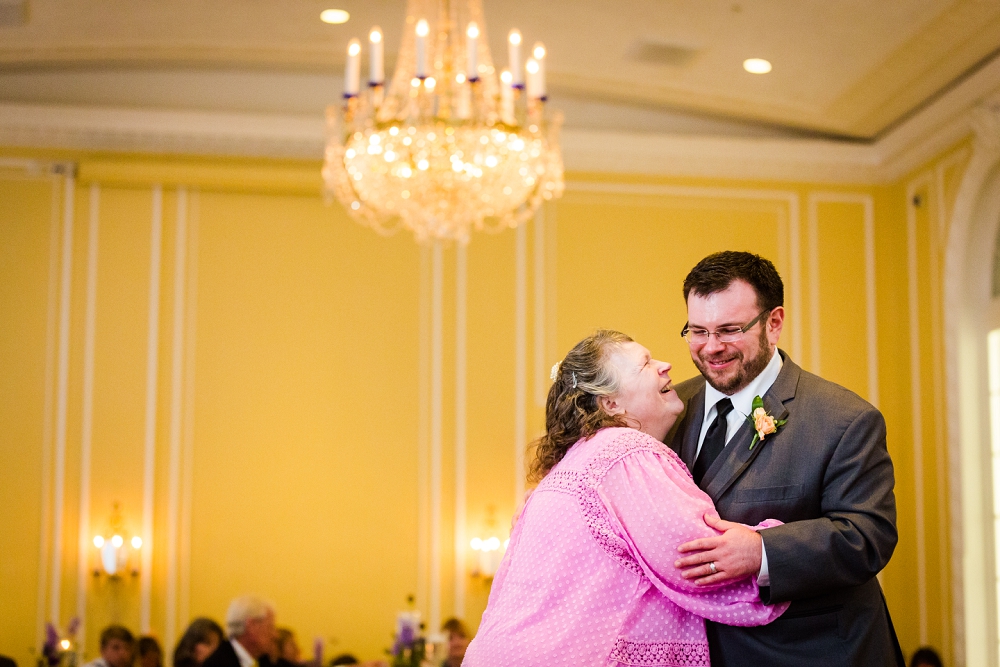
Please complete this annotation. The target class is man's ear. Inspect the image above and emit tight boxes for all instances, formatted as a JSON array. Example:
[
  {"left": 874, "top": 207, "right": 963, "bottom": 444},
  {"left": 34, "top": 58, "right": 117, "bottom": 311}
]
[
  {"left": 599, "top": 395, "right": 625, "bottom": 416},
  {"left": 766, "top": 306, "right": 785, "bottom": 345}
]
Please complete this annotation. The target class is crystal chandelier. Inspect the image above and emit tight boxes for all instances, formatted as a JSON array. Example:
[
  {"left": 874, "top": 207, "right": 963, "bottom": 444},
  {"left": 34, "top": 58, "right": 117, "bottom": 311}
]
[{"left": 322, "top": 0, "right": 564, "bottom": 244}]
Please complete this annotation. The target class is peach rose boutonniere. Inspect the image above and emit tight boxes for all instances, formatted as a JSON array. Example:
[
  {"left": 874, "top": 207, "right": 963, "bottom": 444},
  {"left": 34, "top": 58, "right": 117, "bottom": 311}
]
[{"left": 746, "top": 395, "right": 787, "bottom": 451}]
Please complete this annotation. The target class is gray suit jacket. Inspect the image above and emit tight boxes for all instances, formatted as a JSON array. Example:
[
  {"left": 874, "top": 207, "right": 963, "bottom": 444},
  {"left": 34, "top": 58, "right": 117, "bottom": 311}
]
[{"left": 668, "top": 350, "right": 902, "bottom": 667}]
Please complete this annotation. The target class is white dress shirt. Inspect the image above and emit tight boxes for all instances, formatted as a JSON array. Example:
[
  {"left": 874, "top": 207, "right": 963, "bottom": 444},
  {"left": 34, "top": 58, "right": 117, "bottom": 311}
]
[
  {"left": 695, "top": 347, "right": 782, "bottom": 586},
  {"left": 231, "top": 639, "right": 256, "bottom": 667}
]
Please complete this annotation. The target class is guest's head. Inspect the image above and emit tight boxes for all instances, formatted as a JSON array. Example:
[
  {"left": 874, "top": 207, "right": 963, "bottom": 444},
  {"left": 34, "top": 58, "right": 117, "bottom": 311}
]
[
  {"left": 909, "top": 647, "right": 943, "bottom": 667},
  {"left": 327, "top": 656, "right": 358, "bottom": 666},
  {"left": 173, "top": 618, "right": 224, "bottom": 667},
  {"left": 225, "top": 596, "right": 277, "bottom": 659},
  {"left": 440, "top": 618, "right": 469, "bottom": 667},
  {"left": 530, "top": 329, "right": 683, "bottom": 481},
  {"left": 99, "top": 625, "right": 135, "bottom": 667},
  {"left": 682, "top": 251, "right": 785, "bottom": 395},
  {"left": 136, "top": 637, "right": 163, "bottom": 667},
  {"left": 274, "top": 628, "right": 300, "bottom": 664}
]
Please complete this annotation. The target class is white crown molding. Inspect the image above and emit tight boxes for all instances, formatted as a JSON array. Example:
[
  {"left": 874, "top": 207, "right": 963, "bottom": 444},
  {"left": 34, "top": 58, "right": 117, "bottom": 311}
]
[
  {"left": 1, "top": 53, "right": 999, "bottom": 185},
  {"left": 560, "top": 129, "right": 882, "bottom": 183},
  {"left": 871, "top": 53, "right": 1000, "bottom": 182},
  {"left": 0, "top": 103, "right": 324, "bottom": 159}
]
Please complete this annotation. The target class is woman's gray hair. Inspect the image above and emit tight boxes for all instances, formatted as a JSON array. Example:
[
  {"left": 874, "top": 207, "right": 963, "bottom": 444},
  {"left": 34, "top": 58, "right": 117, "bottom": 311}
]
[
  {"left": 225, "top": 595, "right": 274, "bottom": 637},
  {"left": 529, "top": 330, "right": 634, "bottom": 482}
]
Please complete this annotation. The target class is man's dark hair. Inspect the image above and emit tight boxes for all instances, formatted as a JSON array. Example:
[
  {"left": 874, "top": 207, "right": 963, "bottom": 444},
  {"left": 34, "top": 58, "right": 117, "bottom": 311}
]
[
  {"left": 137, "top": 636, "right": 162, "bottom": 659},
  {"left": 908, "top": 647, "right": 943, "bottom": 667},
  {"left": 173, "top": 618, "right": 223, "bottom": 667},
  {"left": 100, "top": 625, "right": 135, "bottom": 649},
  {"left": 683, "top": 251, "right": 784, "bottom": 312},
  {"left": 441, "top": 617, "right": 469, "bottom": 638}
]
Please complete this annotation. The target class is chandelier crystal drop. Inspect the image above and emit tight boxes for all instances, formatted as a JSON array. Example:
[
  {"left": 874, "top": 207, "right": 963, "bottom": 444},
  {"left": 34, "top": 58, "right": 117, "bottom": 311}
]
[{"left": 322, "top": 0, "right": 564, "bottom": 244}]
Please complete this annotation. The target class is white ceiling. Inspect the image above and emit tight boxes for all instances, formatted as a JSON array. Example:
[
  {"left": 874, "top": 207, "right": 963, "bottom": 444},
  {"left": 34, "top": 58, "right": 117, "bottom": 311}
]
[{"left": 1, "top": 0, "right": 999, "bottom": 140}]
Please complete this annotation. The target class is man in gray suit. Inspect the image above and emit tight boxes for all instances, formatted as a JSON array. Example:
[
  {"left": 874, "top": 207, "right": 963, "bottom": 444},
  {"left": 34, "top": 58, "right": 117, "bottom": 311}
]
[{"left": 667, "top": 251, "right": 904, "bottom": 666}]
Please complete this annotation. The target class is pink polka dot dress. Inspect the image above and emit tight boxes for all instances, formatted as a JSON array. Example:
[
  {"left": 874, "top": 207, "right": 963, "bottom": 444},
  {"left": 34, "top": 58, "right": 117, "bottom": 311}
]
[{"left": 464, "top": 427, "right": 788, "bottom": 667}]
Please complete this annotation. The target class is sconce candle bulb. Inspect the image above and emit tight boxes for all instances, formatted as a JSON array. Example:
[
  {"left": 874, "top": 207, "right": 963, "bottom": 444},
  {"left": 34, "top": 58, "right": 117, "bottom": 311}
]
[
  {"left": 92, "top": 502, "right": 141, "bottom": 578},
  {"left": 470, "top": 533, "right": 506, "bottom": 577}
]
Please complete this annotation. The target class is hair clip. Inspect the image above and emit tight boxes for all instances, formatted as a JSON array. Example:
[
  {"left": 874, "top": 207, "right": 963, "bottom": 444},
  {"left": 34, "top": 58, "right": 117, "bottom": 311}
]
[
  {"left": 572, "top": 371, "right": 577, "bottom": 389},
  {"left": 550, "top": 362, "right": 560, "bottom": 381}
]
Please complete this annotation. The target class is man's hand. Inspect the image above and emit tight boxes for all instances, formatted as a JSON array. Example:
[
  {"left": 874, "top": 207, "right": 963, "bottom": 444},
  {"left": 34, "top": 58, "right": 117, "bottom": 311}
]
[{"left": 674, "top": 513, "right": 763, "bottom": 586}]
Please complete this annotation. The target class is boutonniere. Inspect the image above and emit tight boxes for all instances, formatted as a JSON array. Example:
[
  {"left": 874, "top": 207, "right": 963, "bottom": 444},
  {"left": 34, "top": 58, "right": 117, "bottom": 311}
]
[{"left": 746, "top": 395, "right": 786, "bottom": 451}]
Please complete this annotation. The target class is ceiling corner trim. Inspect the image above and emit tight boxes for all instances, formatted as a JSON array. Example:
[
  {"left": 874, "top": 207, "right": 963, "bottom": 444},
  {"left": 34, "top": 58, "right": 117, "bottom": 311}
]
[
  {"left": 0, "top": 103, "right": 325, "bottom": 160},
  {"left": 0, "top": 53, "right": 995, "bottom": 187}
]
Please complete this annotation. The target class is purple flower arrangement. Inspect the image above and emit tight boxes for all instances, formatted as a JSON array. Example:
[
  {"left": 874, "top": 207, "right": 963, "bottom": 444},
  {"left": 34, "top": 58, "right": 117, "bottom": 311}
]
[
  {"left": 389, "top": 610, "right": 425, "bottom": 667},
  {"left": 39, "top": 619, "right": 80, "bottom": 667}
]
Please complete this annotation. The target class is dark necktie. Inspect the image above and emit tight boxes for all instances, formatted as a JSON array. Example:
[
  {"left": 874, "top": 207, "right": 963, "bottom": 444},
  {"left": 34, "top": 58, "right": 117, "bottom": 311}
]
[{"left": 693, "top": 398, "right": 734, "bottom": 486}]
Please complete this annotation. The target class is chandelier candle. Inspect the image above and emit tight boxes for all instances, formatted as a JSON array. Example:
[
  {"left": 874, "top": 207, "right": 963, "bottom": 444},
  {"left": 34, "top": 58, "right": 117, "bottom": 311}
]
[
  {"left": 532, "top": 42, "right": 547, "bottom": 99},
  {"left": 415, "top": 19, "right": 429, "bottom": 78},
  {"left": 344, "top": 38, "right": 361, "bottom": 97},
  {"left": 525, "top": 58, "right": 541, "bottom": 99},
  {"left": 323, "top": 0, "right": 564, "bottom": 243},
  {"left": 500, "top": 69, "right": 515, "bottom": 124},
  {"left": 369, "top": 27, "right": 384, "bottom": 85},
  {"left": 508, "top": 30, "right": 523, "bottom": 87},
  {"left": 466, "top": 22, "right": 479, "bottom": 81}
]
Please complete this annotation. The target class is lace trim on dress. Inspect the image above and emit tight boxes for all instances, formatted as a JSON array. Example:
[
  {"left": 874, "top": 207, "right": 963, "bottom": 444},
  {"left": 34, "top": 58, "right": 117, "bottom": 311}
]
[
  {"left": 609, "top": 637, "right": 710, "bottom": 666},
  {"left": 539, "top": 469, "right": 584, "bottom": 496},
  {"left": 536, "top": 430, "right": 670, "bottom": 577}
]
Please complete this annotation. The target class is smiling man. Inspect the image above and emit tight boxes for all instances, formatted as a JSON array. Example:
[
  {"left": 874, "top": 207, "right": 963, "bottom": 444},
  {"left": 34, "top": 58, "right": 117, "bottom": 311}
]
[{"left": 666, "top": 251, "right": 904, "bottom": 667}]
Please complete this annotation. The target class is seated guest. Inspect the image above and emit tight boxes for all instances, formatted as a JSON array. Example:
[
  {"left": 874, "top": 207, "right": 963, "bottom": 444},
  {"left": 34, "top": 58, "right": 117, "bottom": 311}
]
[
  {"left": 273, "top": 628, "right": 300, "bottom": 666},
  {"left": 327, "top": 657, "right": 357, "bottom": 667},
  {"left": 173, "top": 619, "right": 224, "bottom": 667},
  {"left": 327, "top": 656, "right": 385, "bottom": 667},
  {"left": 463, "top": 331, "right": 788, "bottom": 666},
  {"left": 438, "top": 619, "right": 468, "bottom": 667},
  {"left": 85, "top": 626, "right": 135, "bottom": 667},
  {"left": 137, "top": 637, "right": 163, "bottom": 667},
  {"left": 910, "top": 647, "right": 944, "bottom": 667},
  {"left": 0, "top": 655, "right": 17, "bottom": 667},
  {"left": 262, "top": 628, "right": 303, "bottom": 667},
  {"left": 202, "top": 596, "right": 277, "bottom": 667}
]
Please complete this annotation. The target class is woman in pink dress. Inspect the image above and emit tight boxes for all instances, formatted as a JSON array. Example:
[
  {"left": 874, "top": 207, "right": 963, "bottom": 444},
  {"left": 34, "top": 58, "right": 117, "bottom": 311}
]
[{"left": 464, "top": 330, "right": 787, "bottom": 667}]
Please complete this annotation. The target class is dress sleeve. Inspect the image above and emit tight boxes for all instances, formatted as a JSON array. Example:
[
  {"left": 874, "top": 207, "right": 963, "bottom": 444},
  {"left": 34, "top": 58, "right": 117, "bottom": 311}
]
[{"left": 597, "top": 447, "right": 788, "bottom": 627}]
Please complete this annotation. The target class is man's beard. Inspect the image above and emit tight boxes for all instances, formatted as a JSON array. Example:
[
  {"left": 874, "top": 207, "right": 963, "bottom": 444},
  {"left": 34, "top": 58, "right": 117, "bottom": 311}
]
[{"left": 693, "top": 328, "right": 772, "bottom": 395}]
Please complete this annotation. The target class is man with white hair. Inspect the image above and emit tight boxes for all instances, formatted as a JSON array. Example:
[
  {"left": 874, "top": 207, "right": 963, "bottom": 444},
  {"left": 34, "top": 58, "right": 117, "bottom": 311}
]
[{"left": 201, "top": 596, "right": 277, "bottom": 667}]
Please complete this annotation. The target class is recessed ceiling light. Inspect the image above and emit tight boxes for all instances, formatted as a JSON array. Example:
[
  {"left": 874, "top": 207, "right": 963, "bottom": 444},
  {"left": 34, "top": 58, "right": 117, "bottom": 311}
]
[
  {"left": 320, "top": 9, "right": 350, "bottom": 24},
  {"left": 743, "top": 58, "right": 772, "bottom": 74}
]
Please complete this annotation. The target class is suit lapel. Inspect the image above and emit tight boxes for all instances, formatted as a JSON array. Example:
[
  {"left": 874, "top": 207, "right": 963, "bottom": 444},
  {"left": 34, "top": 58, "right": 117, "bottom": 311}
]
[
  {"left": 679, "top": 384, "right": 706, "bottom": 470},
  {"left": 702, "top": 350, "right": 801, "bottom": 502}
]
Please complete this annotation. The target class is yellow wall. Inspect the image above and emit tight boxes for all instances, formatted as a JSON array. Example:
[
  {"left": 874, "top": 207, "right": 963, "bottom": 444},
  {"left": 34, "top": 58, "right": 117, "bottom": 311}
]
[{"left": 0, "top": 142, "right": 972, "bottom": 665}]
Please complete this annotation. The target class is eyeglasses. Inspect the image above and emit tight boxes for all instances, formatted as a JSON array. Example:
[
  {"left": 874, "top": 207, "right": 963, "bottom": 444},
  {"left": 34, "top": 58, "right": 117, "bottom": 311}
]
[{"left": 680, "top": 309, "right": 771, "bottom": 345}]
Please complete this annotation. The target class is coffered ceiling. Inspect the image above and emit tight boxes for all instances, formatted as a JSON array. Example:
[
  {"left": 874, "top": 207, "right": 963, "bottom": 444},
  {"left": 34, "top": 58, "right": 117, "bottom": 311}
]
[{"left": 1, "top": 0, "right": 999, "bottom": 140}]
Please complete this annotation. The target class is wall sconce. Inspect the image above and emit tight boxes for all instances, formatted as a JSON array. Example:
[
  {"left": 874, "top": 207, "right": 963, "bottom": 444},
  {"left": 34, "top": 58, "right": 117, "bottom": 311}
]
[
  {"left": 469, "top": 536, "right": 509, "bottom": 578},
  {"left": 92, "top": 502, "right": 140, "bottom": 578},
  {"left": 469, "top": 506, "right": 509, "bottom": 579}
]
